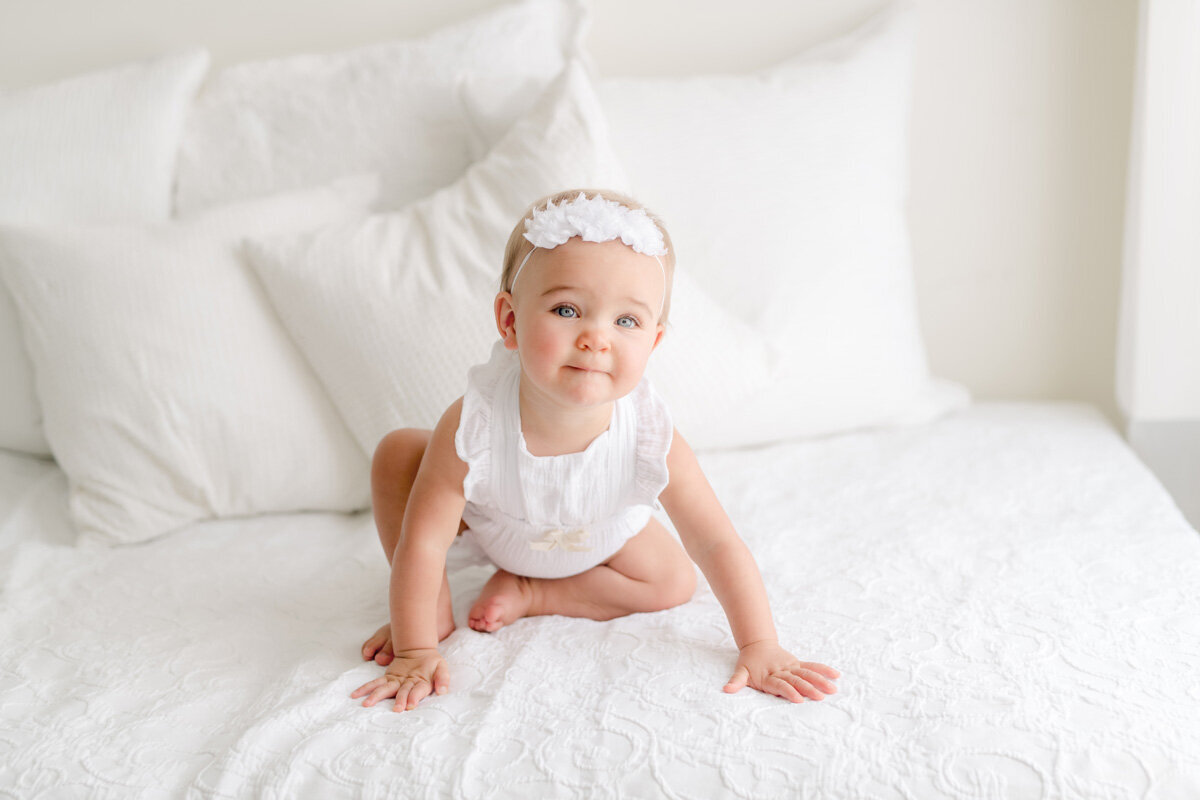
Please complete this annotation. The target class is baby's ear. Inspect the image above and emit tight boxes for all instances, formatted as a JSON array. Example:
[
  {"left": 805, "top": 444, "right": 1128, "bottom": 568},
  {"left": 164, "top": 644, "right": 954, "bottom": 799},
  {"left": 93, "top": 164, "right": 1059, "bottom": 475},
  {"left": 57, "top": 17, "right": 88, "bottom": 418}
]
[
  {"left": 651, "top": 322, "right": 665, "bottom": 351},
  {"left": 494, "top": 292, "right": 519, "bottom": 350}
]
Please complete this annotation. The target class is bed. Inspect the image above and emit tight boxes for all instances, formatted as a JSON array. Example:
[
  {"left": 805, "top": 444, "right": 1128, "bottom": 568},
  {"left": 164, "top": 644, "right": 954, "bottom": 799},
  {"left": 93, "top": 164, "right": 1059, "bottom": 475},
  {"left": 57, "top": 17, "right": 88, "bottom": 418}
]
[
  {"left": 2, "top": 402, "right": 1198, "bottom": 797},
  {"left": 2, "top": 1, "right": 1198, "bottom": 797}
]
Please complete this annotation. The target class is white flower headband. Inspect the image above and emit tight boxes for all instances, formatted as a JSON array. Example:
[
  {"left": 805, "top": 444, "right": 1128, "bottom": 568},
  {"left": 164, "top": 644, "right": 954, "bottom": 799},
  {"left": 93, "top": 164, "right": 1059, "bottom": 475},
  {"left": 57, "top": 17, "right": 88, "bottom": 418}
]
[{"left": 509, "top": 193, "right": 668, "bottom": 315}]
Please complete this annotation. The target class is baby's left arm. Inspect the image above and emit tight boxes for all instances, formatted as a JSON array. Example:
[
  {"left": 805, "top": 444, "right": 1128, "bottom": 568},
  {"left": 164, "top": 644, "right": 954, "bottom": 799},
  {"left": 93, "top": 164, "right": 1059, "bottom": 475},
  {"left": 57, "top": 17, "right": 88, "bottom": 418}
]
[{"left": 659, "top": 429, "right": 840, "bottom": 703}]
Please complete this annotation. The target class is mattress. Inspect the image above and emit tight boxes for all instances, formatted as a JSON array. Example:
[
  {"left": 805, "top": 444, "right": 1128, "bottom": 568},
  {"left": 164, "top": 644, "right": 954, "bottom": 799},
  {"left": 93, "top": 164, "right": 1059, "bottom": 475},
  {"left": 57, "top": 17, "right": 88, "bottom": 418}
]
[{"left": 1, "top": 403, "right": 1198, "bottom": 799}]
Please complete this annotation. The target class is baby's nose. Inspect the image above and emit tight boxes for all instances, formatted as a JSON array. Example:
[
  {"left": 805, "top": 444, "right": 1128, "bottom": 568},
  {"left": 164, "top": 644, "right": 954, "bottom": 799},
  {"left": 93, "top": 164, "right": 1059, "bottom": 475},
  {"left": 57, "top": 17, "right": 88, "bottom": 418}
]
[{"left": 576, "top": 324, "right": 610, "bottom": 351}]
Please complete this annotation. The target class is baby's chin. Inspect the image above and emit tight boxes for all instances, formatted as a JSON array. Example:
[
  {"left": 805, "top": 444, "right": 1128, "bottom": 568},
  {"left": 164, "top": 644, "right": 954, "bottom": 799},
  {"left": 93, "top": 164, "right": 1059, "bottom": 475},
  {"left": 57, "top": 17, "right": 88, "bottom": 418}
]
[{"left": 550, "top": 370, "right": 623, "bottom": 401}]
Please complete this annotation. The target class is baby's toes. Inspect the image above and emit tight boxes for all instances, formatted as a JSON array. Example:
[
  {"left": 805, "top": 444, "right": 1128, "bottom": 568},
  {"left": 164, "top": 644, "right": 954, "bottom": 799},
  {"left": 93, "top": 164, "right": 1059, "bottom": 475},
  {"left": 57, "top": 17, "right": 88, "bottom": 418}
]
[
  {"left": 361, "top": 639, "right": 379, "bottom": 660},
  {"left": 467, "top": 598, "right": 504, "bottom": 632},
  {"left": 374, "top": 640, "right": 395, "bottom": 666},
  {"left": 362, "top": 623, "right": 391, "bottom": 661},
  {"left": 466, "top": 608, "right": 486, "bottom": 632},
  {"left": 465, "top": 599, "right": 489, "bottom": 633}
]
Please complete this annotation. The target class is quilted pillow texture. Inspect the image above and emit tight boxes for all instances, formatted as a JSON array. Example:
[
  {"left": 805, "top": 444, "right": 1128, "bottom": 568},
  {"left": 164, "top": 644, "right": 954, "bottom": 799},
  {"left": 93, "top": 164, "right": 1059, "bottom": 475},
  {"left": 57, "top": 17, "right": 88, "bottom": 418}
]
[
  {"left": 174, "top": 0, "right": 586, "bottom": 215},
  {"left": 0, "top": 50, "right": 209, "bottom": 455},
  {"left": 245, "top": 62, "right": 649, "bottom": 455},
  {"left": 0, "top": 178, "right": 378, "bottom": 546},
  {"left": 601, "top": 5, "right": 968, "bottom": 448}
]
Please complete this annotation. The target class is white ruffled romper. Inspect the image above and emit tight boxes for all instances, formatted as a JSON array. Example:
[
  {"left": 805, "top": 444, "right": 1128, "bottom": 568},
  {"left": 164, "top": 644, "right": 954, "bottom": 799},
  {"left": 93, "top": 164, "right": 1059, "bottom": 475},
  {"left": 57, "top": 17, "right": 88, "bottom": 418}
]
[{"left": 453, "top": 342, "right": 674, "bottom": 580}]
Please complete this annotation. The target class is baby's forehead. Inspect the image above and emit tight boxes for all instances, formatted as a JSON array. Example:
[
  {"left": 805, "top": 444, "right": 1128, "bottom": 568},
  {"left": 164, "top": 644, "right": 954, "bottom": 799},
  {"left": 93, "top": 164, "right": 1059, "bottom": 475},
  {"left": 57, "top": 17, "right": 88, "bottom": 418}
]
[
  {"left": 532, "top": 248, "right": 656, "bottom": 288},
  {"left": 536, "top": 237, "right": 656, "bottom": 268},
  {"left": 525, "top": 244, "right": 665, "bottom": 310}
]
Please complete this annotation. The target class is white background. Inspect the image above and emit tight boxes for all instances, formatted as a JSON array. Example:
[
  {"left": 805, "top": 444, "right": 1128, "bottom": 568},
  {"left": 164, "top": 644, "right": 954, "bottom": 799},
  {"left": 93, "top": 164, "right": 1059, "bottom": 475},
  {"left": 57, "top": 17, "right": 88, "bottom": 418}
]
[{"left": 0, "top": 0, "right": 1140, "bottom": 426}]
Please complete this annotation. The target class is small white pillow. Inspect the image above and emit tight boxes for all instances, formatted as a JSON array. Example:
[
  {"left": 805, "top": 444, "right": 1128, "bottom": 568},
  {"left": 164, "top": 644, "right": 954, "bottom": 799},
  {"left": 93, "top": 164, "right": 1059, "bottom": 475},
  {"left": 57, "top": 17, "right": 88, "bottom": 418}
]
[
  {"left": 246, "top": 63, "right": 636, "bottom": 454},
  {"left": 602, "top": 4, "right": 968, "bottom": 448},
  {"left": 0, "top": 50, "right": 209, "bottom": 455},
  {"left": 0, "top": 178, "right": 378, "bottom": 546},
  {"left": 175, "top": 0, "right": 585, "bottom": 215}
]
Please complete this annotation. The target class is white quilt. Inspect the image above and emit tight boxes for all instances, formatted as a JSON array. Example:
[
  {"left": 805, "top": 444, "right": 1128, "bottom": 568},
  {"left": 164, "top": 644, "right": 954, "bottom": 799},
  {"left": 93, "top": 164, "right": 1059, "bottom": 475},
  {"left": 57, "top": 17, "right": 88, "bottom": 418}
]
[{"left": 1, "top": 403, "right": 1198, "bottom": 798}]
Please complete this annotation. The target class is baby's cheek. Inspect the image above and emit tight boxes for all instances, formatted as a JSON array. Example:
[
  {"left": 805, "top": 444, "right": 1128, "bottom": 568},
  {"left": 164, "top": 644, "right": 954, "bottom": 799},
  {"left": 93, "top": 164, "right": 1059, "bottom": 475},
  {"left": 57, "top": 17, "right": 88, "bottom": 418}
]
[
  {"left": 619, "top": 347, "right": 654, "bottom": 390},
  {"left": 517, "top": 319, "right": 558, "bottom": 359},
  {"left": 529, "top": 332, "right": 564, "bottom": 369}
]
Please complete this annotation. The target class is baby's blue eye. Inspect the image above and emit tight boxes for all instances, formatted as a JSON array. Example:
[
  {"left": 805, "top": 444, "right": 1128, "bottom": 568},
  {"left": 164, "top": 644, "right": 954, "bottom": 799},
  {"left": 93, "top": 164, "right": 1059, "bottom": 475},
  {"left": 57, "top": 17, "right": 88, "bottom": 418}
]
[
  {"left": 616, "top": 315, "right": 639, "bottom": 329},
  {"left": 554, "top": 306, "right": 578, "bottom": 319}
]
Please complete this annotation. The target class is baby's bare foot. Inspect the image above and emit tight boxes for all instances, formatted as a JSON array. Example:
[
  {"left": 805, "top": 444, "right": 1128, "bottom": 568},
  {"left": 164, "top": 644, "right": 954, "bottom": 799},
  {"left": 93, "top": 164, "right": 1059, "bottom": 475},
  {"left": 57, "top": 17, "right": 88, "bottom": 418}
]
[
  {"left": 468, "top": 570, "right": 536, "bottom": 632},
  {"left": 362, "top": 622, "right": 394, "bottom": 665}
]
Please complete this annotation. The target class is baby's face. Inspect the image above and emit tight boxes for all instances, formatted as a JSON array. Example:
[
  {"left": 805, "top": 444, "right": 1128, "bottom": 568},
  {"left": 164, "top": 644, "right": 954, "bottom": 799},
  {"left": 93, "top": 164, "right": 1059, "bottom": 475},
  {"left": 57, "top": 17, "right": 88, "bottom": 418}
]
[{"left": 501, "top": 237, "right": 665, "bottom": 410}]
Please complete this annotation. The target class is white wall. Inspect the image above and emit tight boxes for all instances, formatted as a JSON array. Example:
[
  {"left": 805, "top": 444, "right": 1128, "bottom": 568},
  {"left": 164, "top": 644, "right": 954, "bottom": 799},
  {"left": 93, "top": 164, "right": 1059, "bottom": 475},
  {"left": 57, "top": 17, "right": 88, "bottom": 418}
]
[
  {"left": 1119, "top": 0, "right": 1200, "bottom": 423},
  {"left": 0, "top": 0, "right": 1140, "bottom": 425},
  {"left": 1118, "top": 0, "right": 1200, "bottom": 528}
]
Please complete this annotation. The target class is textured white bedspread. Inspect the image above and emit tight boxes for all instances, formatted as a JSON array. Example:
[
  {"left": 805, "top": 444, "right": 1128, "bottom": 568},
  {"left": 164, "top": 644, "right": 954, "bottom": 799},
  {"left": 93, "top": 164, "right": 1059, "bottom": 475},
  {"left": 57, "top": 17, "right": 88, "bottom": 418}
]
[{"left": 2, "top": 403, "right": 1198, "bottom": 798}]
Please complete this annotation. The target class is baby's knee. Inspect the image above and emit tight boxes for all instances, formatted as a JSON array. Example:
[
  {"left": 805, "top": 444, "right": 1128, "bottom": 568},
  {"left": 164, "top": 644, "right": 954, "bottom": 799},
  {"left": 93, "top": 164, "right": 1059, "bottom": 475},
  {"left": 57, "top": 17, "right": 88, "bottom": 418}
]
[
  {"left": 372, "top": 428, "right": 429, "bottom": 478},
  {"left": 655, "top": 564, "right": 697, "bottom": 612}
]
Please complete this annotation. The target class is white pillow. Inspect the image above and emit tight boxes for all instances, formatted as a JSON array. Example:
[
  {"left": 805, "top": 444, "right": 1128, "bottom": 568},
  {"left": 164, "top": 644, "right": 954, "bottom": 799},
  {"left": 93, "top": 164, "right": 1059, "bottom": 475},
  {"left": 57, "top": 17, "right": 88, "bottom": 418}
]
[
  {"left": 602, "top": 4, "right": 968, "bottom": 448},
  {"left": 245, "top": 63, "right": 639, "bottom": 454},
  {"left": 0, "top": 178, "right": 378, "bottom": 546},
  {"left": 175, "top": 0, "right": 586, "bottom": 215},
  {"left": 0, "top": 50, "right": 209, "bottom": 456}
]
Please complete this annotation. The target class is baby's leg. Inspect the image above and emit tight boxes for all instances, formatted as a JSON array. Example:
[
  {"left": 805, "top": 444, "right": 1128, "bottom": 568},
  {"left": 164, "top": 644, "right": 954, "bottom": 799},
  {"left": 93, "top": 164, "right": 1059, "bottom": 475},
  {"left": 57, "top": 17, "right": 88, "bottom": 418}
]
[
  {"left": 362, "top": 429, "right": 458, "bottom": 665},
  {"left": 467, "top": 518, "right": 696, "bottom": 632}
]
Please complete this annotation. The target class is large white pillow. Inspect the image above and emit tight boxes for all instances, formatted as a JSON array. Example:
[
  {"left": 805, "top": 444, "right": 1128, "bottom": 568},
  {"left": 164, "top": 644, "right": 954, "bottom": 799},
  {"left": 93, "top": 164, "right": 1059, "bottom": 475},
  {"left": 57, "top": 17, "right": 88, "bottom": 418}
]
[
  {"left": 0, "top": 178, "right": 378, "bottom": 546},
  {"left": 175, "top": 0, "right": 586, "bottom": 215},
  {"left": 245, "top": 63, "right": 640, "bottom": 454},
  {"left": 0, "top": 50, "right": 209, "bottom": 456},
  {"left": 602, "top": 4, "right": 968, "bottom": 448}
]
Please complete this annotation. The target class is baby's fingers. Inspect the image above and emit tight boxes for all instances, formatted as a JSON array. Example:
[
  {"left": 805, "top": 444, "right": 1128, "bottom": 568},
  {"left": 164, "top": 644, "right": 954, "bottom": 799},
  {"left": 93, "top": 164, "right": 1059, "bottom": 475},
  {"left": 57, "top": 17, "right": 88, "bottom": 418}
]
[
  {"left": 350, "top": 676, "right": 386, "bottom": 700},
  {"left": 353, "top": 677, "right": 400, "bottom": 707},
  {"left": 392, "top": 679, "right": 421, "bottom": 712},
  {"left": 405, "top": 681, "right": 433, "bottom": 711},
  {"left": 393, "top": 670, "right": 449, "bottom": 711},
  {"left": 801, "top": 661, "right": 841, "bottom": 681},
  {"left": 793, "top": 666, "right": 838, "bottom": 696},
  {"left": 432, "top": 658, "right": 450, "bottom": 696},
  {"left": 764, "top": 675, "right": 806, "bottom": 704},
  {"left": 724, "top": 666, "right": 750, "bottom": 694},
  {"left": 782, "top": 671, "right": 831, "bottom": 702}
]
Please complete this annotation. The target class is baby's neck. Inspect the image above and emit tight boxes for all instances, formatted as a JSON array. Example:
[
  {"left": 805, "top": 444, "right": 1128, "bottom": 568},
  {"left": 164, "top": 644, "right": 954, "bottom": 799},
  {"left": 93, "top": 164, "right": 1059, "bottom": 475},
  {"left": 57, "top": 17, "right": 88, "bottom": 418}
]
[{"left": 518, "top": 382, "right": 614, "bottom": 457}]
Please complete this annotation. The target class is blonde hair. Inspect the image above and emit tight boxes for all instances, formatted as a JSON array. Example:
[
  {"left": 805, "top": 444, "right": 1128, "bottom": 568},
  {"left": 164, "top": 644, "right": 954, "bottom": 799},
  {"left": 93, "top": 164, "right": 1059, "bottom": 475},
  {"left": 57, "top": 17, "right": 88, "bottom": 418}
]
[{"left": 500, "top": 188, "right": 676, "bottom": 322}]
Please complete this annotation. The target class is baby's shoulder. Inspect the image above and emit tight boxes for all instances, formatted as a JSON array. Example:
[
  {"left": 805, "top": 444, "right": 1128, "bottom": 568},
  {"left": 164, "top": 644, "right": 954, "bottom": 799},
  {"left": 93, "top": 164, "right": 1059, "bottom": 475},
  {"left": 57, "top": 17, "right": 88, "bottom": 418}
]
[
  {"left": 443, "top": 395, "right": 465, "bottom": 424},
  {"left": 430, "top": 396, "right": 465, "bottom": 453},
  {"left": 423, "top": 396, "right": 469, "bottom": 481}
]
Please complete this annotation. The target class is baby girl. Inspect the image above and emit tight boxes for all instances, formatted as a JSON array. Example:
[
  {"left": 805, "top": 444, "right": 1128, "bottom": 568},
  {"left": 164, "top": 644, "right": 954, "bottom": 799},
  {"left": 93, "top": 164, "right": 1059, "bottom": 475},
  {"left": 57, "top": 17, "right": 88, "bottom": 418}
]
[{"left": 352, "top": 189, "right": 839, "bottom": 712}]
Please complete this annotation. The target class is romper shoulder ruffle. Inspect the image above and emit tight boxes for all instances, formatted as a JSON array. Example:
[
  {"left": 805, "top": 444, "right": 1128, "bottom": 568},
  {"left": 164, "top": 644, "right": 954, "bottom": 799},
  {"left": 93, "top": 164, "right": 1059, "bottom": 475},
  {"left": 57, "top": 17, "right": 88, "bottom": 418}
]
[
  {"left": 630, "top": 377, "right": 674, "bottom": 506},
  {"left": 455, "top": 342, "right": 516, "bottom": 506}
]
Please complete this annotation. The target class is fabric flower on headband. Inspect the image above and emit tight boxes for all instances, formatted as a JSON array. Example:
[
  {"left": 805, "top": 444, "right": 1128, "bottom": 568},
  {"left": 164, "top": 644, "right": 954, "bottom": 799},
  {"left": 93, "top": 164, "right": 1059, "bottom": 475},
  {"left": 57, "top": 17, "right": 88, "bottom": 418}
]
[
  {"left": 509, "top": 193, "right": 669, "bottom": 315},
  {"left": 523, "top": 193, "right": 667, "bottom": 257}
]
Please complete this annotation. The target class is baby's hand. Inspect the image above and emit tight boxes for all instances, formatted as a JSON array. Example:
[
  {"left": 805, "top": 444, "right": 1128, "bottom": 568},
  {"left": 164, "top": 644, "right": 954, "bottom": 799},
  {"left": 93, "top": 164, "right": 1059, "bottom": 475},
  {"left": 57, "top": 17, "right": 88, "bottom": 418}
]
[
  {"left": 351, "top": 647, "right": 449, "bottom": 712},
  {"left": 723, "top": 640, "right": 840, "bottom": 703}
]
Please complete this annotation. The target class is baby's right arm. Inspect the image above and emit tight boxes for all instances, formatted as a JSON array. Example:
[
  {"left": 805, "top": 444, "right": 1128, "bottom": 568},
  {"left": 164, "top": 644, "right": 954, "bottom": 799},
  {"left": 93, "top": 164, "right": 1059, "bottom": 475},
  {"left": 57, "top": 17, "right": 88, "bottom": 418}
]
[{"left": 352, "top": 400, "right": 467, "bottom": 712}]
